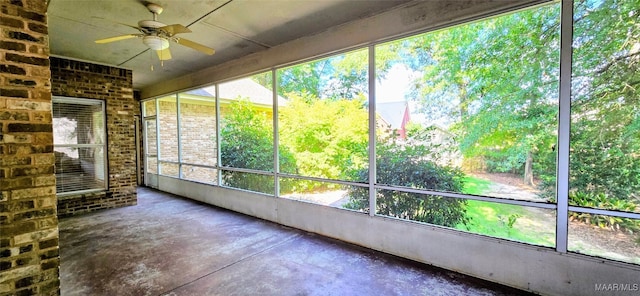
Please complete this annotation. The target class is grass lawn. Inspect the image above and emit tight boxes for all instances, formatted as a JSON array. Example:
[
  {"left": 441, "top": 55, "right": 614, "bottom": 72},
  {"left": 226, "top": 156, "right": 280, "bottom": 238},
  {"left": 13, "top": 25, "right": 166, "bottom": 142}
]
[
  {"left": 461, "top": 176, "right": 493, "bottom": 195},
  {"left": 457, "top": 176, "right": 554, "bottom": 247}
]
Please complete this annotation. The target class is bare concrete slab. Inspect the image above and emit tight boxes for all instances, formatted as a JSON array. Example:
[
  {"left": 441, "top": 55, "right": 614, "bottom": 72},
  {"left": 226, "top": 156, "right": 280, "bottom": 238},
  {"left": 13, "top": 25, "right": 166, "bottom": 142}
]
[{"left": 59, "top": 187, "right": 532, "bottom": 296}]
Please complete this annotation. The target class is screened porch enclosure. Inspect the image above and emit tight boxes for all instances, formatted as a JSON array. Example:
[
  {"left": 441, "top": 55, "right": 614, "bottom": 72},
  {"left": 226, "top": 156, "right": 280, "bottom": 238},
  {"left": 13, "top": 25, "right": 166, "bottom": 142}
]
[{"left": 138, "top": 0, "right": 640, "bottom": 295}]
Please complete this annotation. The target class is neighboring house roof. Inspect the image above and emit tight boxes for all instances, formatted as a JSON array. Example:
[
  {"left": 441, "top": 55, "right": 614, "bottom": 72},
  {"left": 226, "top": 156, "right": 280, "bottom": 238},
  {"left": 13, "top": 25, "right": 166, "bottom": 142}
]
[
  {"left": 378, "top": 101, "right": 408, "bottom": 129},
  {"left": 185, "top": 88, "right": 210, "bottom": 97},
  {"left": 185, "top": 78, "right": 286, "bottom": 107}
]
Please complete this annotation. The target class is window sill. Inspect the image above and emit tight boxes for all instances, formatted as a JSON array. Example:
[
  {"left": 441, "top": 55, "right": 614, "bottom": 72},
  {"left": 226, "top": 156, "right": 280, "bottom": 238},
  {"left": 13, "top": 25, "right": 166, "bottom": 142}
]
[{"left": 57, "top": 189, "right": 110, "bottom": 201}]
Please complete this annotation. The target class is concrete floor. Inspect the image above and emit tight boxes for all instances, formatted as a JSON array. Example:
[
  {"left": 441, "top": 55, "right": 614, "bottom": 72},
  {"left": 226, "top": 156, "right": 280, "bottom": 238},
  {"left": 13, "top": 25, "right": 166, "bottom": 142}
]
[{"left": 59, "top": 187, "right": 533, "bottom": 296}]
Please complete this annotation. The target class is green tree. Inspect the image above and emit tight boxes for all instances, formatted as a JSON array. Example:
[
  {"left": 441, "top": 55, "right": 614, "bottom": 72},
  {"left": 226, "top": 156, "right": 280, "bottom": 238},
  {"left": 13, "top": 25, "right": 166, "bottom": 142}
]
[
  {"left": 395, "top": 0, "right": 639, "bottom": 210},
  {"left": 278, "top": 93, "right": 369, "bottom": 190},
  {"left": 220, "top": 99, "right": 296, "bottom": 193},
  {"left": 278, "top": 61, "right": 327, "bottom": 98},
  {"left": 400, "top": 4, "right": 561, "bottom": 187},
  {"left": 568, "top": 0, "right": 640, "bottom": 202},
  {"left": 276, "top": 47, "right": 400, "bottom": 101}
]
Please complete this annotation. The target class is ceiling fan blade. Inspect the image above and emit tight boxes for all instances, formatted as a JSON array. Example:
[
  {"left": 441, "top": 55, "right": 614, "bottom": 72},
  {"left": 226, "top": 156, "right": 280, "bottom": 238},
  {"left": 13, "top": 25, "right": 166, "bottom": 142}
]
[
  {"left": 95, "top": 34, "right": 139, "bottom": 44},
  {"left": 156, "top": 48, "right": 172, "bottom": 61},
  {"left": 175, "top": 38, "right": 215, "bottom": 55},
  {"left": 160, "top": 24, "right": 191, "bottom": 36}
]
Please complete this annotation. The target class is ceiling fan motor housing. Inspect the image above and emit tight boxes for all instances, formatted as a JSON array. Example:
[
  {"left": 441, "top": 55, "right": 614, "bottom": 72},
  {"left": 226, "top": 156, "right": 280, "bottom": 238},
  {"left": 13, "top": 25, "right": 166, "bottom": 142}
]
[{"left": 138, "top": 20, "right": 166, "bottom": 30}]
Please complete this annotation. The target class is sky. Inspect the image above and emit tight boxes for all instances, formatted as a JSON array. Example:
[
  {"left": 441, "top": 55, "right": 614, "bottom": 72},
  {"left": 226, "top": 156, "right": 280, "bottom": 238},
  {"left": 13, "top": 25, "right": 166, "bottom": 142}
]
[
  {"left": 376, "top": 64, "right": 440, "bottom": 126},
  {"left": 376, "top": 64, "right": 418, "bottom": 103}
]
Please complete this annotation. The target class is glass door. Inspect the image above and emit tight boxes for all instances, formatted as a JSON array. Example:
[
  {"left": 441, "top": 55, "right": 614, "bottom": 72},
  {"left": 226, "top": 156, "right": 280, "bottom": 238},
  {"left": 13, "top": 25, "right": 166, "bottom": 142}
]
[{"left": 144, "top": 117, "right": 159, "bottom": 188}]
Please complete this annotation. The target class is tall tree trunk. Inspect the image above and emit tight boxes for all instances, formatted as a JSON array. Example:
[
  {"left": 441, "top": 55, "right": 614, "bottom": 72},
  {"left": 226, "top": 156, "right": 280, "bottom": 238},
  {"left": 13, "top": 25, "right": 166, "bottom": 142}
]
[{"left": 524, "top": 151, "right": 535, "bottom": 186}]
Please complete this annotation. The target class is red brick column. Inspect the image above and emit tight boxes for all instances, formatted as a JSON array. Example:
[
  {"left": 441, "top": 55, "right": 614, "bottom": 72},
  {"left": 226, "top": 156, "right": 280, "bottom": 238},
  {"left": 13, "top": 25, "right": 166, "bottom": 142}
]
[{"left": 0, "top": 0, "right": 60, "bottom": 295}]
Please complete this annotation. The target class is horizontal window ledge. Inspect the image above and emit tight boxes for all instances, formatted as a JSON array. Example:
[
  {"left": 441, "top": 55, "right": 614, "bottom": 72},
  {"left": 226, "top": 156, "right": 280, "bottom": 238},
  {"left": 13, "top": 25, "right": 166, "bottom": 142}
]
[{"left": 57, "top": 189, "right": 109, "bottom": 200}]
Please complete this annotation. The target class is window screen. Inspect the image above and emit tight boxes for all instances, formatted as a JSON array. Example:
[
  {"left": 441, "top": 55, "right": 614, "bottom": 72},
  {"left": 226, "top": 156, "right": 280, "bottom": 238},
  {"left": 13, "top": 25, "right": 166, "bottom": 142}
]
[{"left": 53, "top": 98, "right": 107, "bottom": 194}]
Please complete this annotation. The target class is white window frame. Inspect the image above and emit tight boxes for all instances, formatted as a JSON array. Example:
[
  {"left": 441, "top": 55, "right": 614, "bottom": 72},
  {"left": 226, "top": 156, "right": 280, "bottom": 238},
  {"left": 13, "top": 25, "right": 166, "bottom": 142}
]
[{"left": 53, "top": 96, "right": 108, "bottom": 196}]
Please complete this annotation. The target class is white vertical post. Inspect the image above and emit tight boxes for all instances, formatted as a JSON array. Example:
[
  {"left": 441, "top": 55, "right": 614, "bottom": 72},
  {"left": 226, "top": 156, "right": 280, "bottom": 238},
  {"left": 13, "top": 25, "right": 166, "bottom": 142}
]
[
  {"left": 368, "top": 45, "right": 377, "bottom": 216},
  {"left": 216, "top": 84, "right": 222, "bottom": 186},
  {"left": 273, "top": 69, "right": 280, "bottom": 197},
  {"left": 155, "top": 98, "right": 161, "bottom": 177},
  {"left": 556, "top": 0, "right": 573, "bottom": 253},
  {"left": 176, "top": 93, "right": 182, "bottom": 178}
]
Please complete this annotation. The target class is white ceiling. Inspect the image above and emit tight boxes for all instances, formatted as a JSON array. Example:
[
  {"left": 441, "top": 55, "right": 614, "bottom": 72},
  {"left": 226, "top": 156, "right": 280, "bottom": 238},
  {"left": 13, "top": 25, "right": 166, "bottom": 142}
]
[{"left": 47, "top": 0, "right": 413, "bottom": 90}]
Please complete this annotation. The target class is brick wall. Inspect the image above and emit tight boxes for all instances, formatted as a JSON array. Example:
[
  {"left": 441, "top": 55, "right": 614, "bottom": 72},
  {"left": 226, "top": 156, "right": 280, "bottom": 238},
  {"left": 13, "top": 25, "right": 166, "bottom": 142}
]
[
  {"left": 158, "top": 100, "right": 178, "bottom": 157},
  {"left": 0, "top": 0, "right": 60, "bottom": 295},
  {"left": 179, "top": 101, "right": 217, "bottom": 166},
  {"left": 157, "top": 100, "right": 178, "bottom": 176},
  {"left": 179, "top": 100, "right": 217, "bottom": 183},
  {"left": 155, "top": 99, "right": 217, "bottom": 181},
  {"left": 50, "top": 57, "right": 138, "bottom": 217}
]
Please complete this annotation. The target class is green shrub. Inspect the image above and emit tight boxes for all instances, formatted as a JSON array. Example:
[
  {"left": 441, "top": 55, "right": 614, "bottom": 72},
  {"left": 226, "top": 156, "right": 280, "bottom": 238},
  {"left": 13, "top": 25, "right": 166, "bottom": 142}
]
[
  {"left": 345, "top": 138, "right": 468, "bottom": 227},
  {"left": 278, "top": 94, "right": 369, "bottom": 191},
  {"left": 568, "top": 138, "right": 640, "bottom": 202},
  {"left": 220, "top": 99, "right": 296, "bottom": 193},
  {"left": 568, "top": 192, "right": 640, "bottom": 233}
]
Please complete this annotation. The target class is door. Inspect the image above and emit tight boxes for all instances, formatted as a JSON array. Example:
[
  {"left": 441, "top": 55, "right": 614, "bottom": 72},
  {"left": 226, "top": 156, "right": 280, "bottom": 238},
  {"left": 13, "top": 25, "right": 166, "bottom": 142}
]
[{"left": 144, "top": 117, "right": 159, "bottom": 188}]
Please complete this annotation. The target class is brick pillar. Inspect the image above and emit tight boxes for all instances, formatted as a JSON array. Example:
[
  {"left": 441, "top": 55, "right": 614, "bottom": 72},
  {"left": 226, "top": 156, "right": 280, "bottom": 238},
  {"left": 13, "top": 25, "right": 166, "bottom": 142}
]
[{"left": 0, "top": 0, "right": 60, "bottom": 295}]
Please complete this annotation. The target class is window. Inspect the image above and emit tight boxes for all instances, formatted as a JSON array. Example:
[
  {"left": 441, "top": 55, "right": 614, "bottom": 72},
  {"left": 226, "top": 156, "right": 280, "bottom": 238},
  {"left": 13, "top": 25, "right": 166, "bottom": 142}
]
[
  {"left": 218, "top": 72, "right": 276, "bottom": 194},
  {"left": 53, "top": 97, "right": 107, "bottom": 194},
  {"left": 277, "top": 49, "right": 369, "bottom": 182},
  {"left": 157, "top": 95, "right": 179, "bottom": 177},
  {"left": 277, "top": 49, "right": 370, "bottom": 206},
  {"left": 374, "top": 4, "right": 560, "bottom": 200},
  {"left": 568, "top": 0, "right": 640, "bottom": 263},
  {"left": 178, "top": 90, "right": 218, "bottom": 184},
  {"left": 142, "top": 99, "right": 159, "bottom": 190},
  {"left": 365, "top": 4, "right": 560, "bottom": 245}
]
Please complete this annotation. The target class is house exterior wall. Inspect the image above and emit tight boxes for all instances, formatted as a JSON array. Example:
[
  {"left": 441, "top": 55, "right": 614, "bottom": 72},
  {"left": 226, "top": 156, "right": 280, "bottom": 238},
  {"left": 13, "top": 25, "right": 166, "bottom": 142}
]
[
  {"left": 0, "top": 0, "right": 60, "bottom": 294},
  {"left": 155, "top": 99, "right": 217, "bottom": 181},
  {"left": 179, "top": 102, "right": 216, "bottom": 165},
  {"left": 157, "top": 100, "right": 179, "bottom": 177},
  {"left": 50, "top": 57, "right": 137, "bottom": 217}
]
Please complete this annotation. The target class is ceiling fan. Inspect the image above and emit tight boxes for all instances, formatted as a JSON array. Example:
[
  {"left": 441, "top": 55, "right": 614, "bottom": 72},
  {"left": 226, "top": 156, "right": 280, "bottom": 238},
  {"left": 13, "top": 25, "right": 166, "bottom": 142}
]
[{"left": 94, "top": 2, "right": 215, "bottom": 61}]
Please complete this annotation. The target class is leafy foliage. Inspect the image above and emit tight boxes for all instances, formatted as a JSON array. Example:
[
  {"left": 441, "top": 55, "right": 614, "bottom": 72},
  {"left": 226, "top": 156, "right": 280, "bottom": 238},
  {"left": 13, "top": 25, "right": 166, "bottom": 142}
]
[
  {"left": 220, "top": 99, "right": 296, "bottom": 193},
  {"left": 378, "top": 0, "right": 639, "bottom": 210},
  {"left": 567, "top": 0, "right": 640, "bottom": 202},
  {"left": 568, "top": 192, "right": 640, "bottom": 233},
  {"left": 232, "top": 0, "right": 640, "bottom": 223},
  {"left": 345, "top": 136, "right": 468, "bottom": 228},
  {"left": 397, "top": 4, "right": 561, "bottom": 186},
  {"left": 278, "top": 93, "right": 369, "bottom": 190},
  {"left": 278, "top": 50, "right": 368, "bottom": 100},
  {"left": 276, "top": 47, "right": 400, "bottom": 100},
  {"left": 278, "top": 61, "right": 325, "bottom": 98}
]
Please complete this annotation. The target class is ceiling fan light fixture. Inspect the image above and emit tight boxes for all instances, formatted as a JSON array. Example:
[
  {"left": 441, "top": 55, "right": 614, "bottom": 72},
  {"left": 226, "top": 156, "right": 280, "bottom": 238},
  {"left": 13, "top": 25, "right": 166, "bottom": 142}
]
[{"left": 143, "top": 35, "right": 169, "bottom": 50}]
